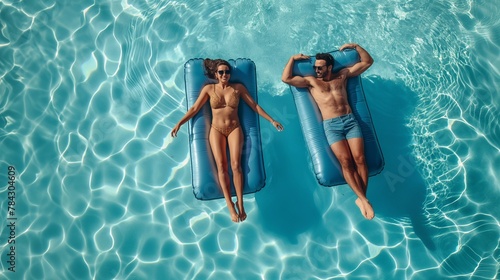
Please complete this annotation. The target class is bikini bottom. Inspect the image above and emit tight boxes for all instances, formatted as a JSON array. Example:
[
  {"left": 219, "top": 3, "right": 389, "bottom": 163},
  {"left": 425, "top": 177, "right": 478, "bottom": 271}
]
[{"left": 211, "top": 122, "right": 240, "bottom": 137}]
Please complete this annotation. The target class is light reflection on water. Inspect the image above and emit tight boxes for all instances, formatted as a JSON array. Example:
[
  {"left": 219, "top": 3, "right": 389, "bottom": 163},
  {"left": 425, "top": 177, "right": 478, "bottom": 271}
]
[{"left": 0, "top": 0, "right": 499, "bottom": 279}]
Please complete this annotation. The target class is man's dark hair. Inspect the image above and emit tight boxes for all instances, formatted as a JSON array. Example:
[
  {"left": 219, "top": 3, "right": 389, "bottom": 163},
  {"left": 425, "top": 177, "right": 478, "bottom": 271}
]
[{"left": 315, "top": 53, "right": 334, "bottom": 68}]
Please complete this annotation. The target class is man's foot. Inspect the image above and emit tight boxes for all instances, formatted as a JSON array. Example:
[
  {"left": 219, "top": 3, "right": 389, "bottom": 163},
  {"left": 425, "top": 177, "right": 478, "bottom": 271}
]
[
  {"left": 355, "top": 198, "right": 375, "bottom": 220},
  {"left": 229, "top": 203, "right": 239, "bottom": 223},
  {"left": 235, "top": 202, "right": 247, "bottom": 222}
]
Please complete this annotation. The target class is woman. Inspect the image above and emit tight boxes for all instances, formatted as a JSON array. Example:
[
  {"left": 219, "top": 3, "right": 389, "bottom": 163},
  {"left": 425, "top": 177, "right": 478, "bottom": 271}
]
[{"left": 171, "top": 59, "right": 283, "bottom": 222}]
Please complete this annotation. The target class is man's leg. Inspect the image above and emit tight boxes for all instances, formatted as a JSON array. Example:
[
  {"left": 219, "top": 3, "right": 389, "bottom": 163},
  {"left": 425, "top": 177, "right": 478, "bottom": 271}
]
[
  {"left": 330, "top": 140, "right": 374, "bottom": 220},
  {"left": 347, "top": 137, "right": 368, "bottom": 194}
]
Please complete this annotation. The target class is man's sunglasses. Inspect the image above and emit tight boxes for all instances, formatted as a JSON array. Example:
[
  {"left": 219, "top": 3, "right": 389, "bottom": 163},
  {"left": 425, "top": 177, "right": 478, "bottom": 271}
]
[
  {"left": 218, "top": 70, "right": 231, "bottom": 75},
  {"left": 313, "top": 65, "right": 326, "bottom": 71}
]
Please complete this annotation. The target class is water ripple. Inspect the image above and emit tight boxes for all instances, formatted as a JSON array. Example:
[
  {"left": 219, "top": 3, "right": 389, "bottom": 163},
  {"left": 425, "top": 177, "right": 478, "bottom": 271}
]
[{"left": 0, "top": 1, "right": 499, "bottom": 279}]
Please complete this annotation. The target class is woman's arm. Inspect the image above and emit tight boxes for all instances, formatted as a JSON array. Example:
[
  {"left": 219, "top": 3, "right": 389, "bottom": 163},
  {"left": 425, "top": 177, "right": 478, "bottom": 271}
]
[
  {"left": 171, "top": 86, "right": 210, "bottom": 137},
  {"left": 238, "top": 84, "right": 284, "bottom": 131}
]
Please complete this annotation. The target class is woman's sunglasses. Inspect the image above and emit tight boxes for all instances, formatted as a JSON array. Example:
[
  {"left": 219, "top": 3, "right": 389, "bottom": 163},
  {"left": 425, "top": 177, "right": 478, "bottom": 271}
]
[{"left": 218, "top": 70, "right": 231, "bottom": 75}]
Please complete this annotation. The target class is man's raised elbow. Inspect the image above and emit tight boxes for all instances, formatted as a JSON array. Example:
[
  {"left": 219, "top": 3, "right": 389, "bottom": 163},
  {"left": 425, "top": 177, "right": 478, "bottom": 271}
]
[{"left": 368, "top": 57, "right": 374, "bottom": 66}]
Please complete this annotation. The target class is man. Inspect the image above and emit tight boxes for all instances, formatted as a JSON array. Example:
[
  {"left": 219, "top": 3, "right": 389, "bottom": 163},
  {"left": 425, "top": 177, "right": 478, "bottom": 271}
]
[{"left": 281, "top": 43, "right": 375, "bottom": 219}]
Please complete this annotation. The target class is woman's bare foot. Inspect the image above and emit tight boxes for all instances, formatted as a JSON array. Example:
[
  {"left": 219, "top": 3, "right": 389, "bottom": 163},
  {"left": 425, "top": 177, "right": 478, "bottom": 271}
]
[
  {"left": 355, "top": 198, "right": 375, "bottom": 220},
  {"left": 229, "top": 203, "right": 239, "bottom": 223},
  {"left": 235, "top": 201, "right": 247, "bottom": 222}
]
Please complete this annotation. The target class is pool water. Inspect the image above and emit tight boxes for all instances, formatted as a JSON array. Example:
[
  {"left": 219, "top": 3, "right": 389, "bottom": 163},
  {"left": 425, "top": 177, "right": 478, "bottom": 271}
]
[{"left": 1, "top": 0, "right": 499, "bottom": 279}]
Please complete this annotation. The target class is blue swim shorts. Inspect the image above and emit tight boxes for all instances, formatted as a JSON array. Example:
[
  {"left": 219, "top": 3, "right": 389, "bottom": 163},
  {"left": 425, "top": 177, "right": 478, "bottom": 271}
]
[{"left": 323, "top": 113, "right": 363, "bottom": 145}]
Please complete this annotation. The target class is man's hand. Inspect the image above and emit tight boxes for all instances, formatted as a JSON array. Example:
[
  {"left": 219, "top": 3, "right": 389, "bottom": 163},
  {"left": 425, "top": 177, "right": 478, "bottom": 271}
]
[
  {"left": 282, "top": 53, "right": 312, "bottom": 87},
  {"left": 339, "top": 43, "right": 358, "bottom": 51},
  {"left": 338, "top": 43, "right": 373, "bottom": 77},
  {"left": 292, "top": 53, "right": 310, "bottom": 60}
]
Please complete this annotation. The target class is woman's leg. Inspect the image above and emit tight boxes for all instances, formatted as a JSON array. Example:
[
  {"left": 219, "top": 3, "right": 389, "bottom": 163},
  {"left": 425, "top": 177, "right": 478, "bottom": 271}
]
[
  {"left": 209, "top": 128, "right": 238, "bottom": 222},
  {"left": 227, "top": 127, "right": 246, "bottom": 221}
]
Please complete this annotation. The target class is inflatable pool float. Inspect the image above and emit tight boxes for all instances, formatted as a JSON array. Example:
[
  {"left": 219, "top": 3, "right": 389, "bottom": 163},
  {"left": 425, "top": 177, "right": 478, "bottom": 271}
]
[
  {"left": 288, "top": 49, "right": 384, "bottom": 186},
  {"left": 184, "top": 58, "right": 266, "bottom": 200}
]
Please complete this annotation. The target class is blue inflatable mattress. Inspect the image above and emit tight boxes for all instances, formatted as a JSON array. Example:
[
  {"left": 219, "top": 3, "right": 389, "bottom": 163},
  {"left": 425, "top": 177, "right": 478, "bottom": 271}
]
[
  {"left": 289, "top": 49, "right": 384, "bottom": 186},
  {"left": 184, "top": 58, "right": 266, "bottom": 200}
]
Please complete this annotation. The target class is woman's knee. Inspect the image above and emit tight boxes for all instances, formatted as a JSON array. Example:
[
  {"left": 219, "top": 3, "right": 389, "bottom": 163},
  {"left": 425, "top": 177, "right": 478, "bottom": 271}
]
[
  {"left": 214, "top": 160, "right": 228, "bottom": 173},
  {"left": 230, "top": 159, "right": 242, "bottom": 173}
]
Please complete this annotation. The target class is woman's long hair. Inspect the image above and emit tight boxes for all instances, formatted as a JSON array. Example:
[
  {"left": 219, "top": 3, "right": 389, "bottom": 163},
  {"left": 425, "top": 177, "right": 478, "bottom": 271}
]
[{"left": 203, "top": 59, "right": 232, "bottom": 79}]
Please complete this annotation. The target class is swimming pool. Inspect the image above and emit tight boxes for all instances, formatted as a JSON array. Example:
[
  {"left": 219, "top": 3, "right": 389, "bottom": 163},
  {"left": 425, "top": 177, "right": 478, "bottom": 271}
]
[{"left": 1, "top": 0, "right": 499, "bottom": 279}]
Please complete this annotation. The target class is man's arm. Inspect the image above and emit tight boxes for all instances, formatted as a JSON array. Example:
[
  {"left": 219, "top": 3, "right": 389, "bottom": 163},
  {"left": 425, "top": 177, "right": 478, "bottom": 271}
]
[
  {"left": 281, "top": 54, "right": 311, "bottom": 88},
  {"left": 339, "top": 43, "right": 374, "bottom": 78}
]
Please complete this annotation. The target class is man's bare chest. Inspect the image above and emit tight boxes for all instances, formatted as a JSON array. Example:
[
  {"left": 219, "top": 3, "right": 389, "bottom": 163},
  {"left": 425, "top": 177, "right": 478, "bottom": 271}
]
[{"left": 316, "top": 76, "right": 346, "bottom": 95}]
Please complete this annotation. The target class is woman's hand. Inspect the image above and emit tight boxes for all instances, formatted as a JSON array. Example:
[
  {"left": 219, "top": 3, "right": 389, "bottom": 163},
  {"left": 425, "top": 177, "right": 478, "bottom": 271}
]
[
  {"left": 271, "top": 120, "right": 284, "bottom": 131},
  {"left": 171, "top": 123, "right": 181, "bottom": 137}
]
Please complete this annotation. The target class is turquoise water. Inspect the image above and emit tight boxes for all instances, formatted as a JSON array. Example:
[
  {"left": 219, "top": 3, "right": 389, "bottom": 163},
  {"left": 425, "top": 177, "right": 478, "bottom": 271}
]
[{"left": 1, "top": 0, "right": 499, "bottom": 279}]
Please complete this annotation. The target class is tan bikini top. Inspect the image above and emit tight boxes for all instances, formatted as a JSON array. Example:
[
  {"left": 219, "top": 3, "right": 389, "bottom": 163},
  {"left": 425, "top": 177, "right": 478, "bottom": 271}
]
[{"left": 209, "top": 84, "right": 239, "bottom": 109}]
